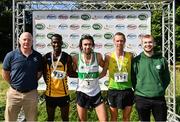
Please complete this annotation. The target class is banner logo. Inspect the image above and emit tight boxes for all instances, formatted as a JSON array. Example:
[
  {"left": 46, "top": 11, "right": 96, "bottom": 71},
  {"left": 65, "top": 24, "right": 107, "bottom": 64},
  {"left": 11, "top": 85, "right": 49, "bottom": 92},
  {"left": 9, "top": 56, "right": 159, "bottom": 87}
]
[
  {"left": 58, "top": 24, "right": 68, "bottom": 30},
  {"left": 58, "top": 14, "right": 68, "bottom": 20},
  {"left": 92, "top": 23, "right": 102, "bottom": 30},
  {"left": 81, "top": 14, "right": 91, "bottom": 20},
  {"left": 35, "top": 42, "right": 46, "bottom": 49},
  {"left": 81, "top": 24, "right": 91, "bottom": 30},
  {"left": 104, "top": 14, "right": 114, "bottom": 20},
  {"left": 104, "top": 43, "right": 114, "bottom": 49},
  {"left": 115, "top": 24, "right": 126, "bottom": 30},
  {"left": 70, "top": 14, "right": 80, "bottom": 20},
  {"left": 47, "top": 32, "right": 55, "bottom": 39},
  {"left": 70, "top": 24, "right": 80, "bottom": 30},
  {"left": 35, "top": 23, "right": 45, "bottom": 30},
  {"left": 47, "top": 14, "right": 57, "bottom": 19},
  {"left": 104, "top": 32, "right": 114, "bottom": 40},
  {"left": 138, "top": 14, "right": 148, "bottom": 20}
]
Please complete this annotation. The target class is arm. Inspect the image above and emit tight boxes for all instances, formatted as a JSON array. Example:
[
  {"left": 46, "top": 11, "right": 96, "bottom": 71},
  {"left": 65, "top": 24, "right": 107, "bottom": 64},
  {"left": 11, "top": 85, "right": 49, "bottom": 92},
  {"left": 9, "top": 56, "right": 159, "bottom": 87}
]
[
  {"left": 37, "top": 71, "right": 42, "bottom": 80},
  {"left": 99, "top": 53, "right": 110, "bottom": 79},
  {"left": 37, "top": 54, "right": 43, "bottom": 81},
  {"left": 97, "top": 53, "right": 104, "bottom": 68},
  {"left": 161, "top": 58, "right": 170, "bottom": 90},
  {"left": 42, "top": 55, "right": 48, "bottom": 84},
  {"left": 2, "top": 52, "right": 11, "bottom": 84},
  {"left": 2, "top": 69, "right": 10, "bottom": 83},
  {"left": 72, "top": 55, "right": 78, "bottom": 73},
  {"left": 67, "top": 55, "right": 78, "bottom": 78},
  {"left": 131, "top": 58, "right": 137, "bottom": 89}
]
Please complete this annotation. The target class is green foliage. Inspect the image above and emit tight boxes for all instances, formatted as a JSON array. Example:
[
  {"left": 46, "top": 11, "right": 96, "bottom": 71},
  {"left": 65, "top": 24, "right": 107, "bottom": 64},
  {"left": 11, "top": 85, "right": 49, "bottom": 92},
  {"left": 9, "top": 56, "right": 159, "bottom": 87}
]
[
  {"left": 151, "top": 11, "right": 162, "bottom": 53},
  {"left": 176, "top": 5, "right": 180, "bottom": 61}
]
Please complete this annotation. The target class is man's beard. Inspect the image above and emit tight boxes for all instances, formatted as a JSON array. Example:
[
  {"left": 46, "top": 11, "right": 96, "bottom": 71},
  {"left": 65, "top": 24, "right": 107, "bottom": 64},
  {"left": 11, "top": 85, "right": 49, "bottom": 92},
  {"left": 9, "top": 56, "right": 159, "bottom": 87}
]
[{"left": 82, "top": 49, "right": 92, "bottom": 55}]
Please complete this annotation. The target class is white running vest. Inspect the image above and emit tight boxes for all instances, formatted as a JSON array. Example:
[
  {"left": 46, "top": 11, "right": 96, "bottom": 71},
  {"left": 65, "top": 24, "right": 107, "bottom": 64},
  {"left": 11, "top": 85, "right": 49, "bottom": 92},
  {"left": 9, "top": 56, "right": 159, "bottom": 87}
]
[{"left": 77, "top": 52, "right": 100, "bottom": 96}]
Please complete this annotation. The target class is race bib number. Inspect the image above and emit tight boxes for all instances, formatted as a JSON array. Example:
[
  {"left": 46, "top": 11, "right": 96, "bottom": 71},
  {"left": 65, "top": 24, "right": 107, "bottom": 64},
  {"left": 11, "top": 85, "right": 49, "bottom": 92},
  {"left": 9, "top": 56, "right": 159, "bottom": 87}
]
[
  {"left": 51, "top": 70, "right": 66, "bottom": 79},
  {"left": 114, "top": 72, "right": 128, "bottom": 82}
]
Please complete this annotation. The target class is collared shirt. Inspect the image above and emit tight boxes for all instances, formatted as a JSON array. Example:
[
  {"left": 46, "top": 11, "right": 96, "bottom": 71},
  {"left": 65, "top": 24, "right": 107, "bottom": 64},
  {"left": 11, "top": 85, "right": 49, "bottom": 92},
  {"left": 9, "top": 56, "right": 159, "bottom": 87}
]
[{"left": 3, "top": 48, "right": 43, "bottom": 90}]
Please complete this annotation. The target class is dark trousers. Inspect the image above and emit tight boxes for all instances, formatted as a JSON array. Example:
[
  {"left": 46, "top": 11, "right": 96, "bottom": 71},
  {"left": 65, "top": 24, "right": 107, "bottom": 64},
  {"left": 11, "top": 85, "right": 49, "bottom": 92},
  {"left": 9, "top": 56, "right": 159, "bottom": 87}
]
[{"left": 135, "top": 95, "right": 167, "bottom": 122}]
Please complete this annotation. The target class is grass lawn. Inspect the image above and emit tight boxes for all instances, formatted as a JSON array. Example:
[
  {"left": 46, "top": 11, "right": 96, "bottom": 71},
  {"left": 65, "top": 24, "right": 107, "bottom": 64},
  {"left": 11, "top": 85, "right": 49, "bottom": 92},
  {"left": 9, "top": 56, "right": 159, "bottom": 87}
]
[{"left": 0, "top": 63, "right": 180, "bottom": 121}]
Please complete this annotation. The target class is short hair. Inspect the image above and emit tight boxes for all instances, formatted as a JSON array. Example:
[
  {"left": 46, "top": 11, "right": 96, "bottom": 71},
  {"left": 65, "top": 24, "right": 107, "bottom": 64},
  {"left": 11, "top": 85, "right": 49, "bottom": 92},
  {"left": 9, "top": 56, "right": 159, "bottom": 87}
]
[
  {"left": 51, "top": 34, "right": 63, "bottom": 45},
  {"left": 79, "top": 34, "right": 95, "bottom": 50},
  {"left": 141, "top": 34, "right": 154, "bottom": 42},
  {"left": 113, "top": 32, "right": 126, "bottom": 41}
]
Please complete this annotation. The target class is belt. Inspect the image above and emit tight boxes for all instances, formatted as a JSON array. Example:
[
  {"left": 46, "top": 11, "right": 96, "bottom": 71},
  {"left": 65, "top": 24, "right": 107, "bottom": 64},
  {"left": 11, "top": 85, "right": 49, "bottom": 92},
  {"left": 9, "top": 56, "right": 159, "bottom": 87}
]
[{"left": 11, "top": 86, "right": 32, "bottom": 93}]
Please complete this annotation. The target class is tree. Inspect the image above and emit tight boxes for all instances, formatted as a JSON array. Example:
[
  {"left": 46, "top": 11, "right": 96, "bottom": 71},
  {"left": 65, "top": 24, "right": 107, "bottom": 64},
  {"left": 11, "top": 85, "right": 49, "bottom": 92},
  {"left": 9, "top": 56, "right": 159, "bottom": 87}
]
[
  {"left": 175, "top": 2, "right": 180, "bottom": 62},
  {"left": 0, "top": 0, "right": 12, "bottom": 61}
]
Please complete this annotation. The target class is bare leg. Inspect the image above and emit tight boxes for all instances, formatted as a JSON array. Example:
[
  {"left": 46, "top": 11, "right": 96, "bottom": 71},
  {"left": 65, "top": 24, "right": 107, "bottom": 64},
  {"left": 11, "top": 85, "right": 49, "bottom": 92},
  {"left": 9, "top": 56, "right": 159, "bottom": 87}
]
[
  {"left": 109, "top": 106, "right": 118, "bottom": 121},
  {"left": 122, "top": 106, "right": 132, "bottom": 122},
  {"left": 95, "top": 103, "right": 107, "bottom": 122},
  {"left": 77, "top": 104, "right": 87, "bottom": 122}
]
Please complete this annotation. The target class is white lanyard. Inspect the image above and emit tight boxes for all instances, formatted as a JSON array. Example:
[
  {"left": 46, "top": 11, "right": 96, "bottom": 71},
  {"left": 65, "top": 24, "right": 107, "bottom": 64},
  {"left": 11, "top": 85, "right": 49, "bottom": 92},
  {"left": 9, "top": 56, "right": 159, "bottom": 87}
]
[
  {"left": 115, "top": 51, "right": 124, "bottom": 72},
  {"left": 51, "top": 52, "right": 62, "bottom": 71}
]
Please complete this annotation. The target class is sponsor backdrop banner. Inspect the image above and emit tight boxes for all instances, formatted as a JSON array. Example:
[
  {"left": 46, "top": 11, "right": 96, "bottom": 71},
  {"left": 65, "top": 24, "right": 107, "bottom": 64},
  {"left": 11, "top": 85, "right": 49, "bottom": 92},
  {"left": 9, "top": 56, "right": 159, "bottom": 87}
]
[{"left": 33, "top": 10, "right": 151, "bottom": 90}]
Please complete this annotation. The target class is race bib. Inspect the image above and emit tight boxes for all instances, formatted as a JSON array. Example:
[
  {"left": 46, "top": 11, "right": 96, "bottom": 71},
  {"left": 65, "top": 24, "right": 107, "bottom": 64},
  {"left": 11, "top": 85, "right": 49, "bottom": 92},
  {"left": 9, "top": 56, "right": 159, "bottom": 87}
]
[
  {"left": 51, "top": 70, "right": 66, "bottom": 79},
  {"left": 114, "top": 72, "right": 128, "bottom": 82}
]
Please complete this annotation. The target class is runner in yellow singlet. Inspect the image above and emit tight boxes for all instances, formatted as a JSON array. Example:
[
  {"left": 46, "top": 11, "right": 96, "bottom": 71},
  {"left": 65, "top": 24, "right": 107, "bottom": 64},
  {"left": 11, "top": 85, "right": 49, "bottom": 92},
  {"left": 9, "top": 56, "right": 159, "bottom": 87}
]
[
  {"left": 42, "top": 34, "right": 77, "bottom": 121},
  {"left": 101, "top": 32, "right": 134, "bottom": 122}
]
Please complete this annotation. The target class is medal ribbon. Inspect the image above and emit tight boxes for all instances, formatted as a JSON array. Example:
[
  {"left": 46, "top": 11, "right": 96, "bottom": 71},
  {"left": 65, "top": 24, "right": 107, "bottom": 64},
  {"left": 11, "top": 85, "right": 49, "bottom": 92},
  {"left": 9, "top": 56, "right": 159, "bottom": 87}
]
[
  {"left": 115, "top": 51, "right": 124, "bottom": 72},
  {"left": 51, "top": 52, "right": 62, "bottom": 71}
]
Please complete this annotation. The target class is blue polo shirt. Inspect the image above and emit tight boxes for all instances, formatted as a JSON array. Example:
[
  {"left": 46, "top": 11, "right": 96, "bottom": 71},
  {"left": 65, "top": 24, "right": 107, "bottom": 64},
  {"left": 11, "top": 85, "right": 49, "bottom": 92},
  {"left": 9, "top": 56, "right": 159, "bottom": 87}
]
[{"left": 2, "top": 49, "right": 43, "bottom": 90}]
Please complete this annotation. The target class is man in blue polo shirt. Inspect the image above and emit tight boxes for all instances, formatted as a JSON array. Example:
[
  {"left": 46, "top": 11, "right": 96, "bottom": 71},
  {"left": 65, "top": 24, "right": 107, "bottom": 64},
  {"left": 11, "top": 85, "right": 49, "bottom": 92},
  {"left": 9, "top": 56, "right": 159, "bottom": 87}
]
[{"left": 2, "top": 32, "right": 43, "bottom": 121}]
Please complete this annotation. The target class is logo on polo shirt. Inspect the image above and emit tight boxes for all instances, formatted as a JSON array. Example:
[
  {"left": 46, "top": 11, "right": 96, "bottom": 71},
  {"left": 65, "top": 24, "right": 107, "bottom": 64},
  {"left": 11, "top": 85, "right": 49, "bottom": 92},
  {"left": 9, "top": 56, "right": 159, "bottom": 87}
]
[
  {"left": 156, "top": 65, "right": 161, "bottom": 69},
  {"left": 33, "top": 57, "right": 38, "bottom": 62}
]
